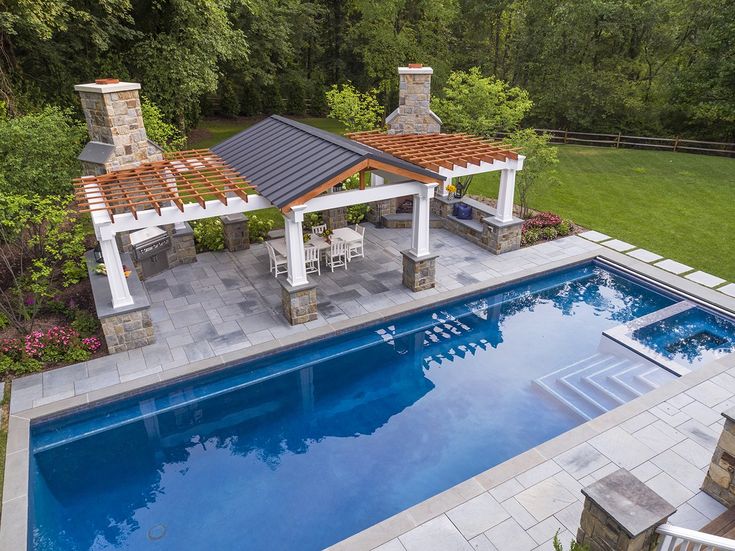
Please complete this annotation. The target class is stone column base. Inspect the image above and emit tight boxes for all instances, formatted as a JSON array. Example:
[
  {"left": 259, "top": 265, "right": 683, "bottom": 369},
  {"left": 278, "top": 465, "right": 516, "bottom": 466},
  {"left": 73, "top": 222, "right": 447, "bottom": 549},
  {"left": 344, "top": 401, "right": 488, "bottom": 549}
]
[
  {"left": 482, "top": 217, "right": 523, "bottom": 255},
  {"left": 402, "top": 251, "right": 438, "bottom": 292},
  {"left": 578, "top": 469, "right": 675, "bottom": 551},
  {"left": 221, "top": 213, "right": 250, "bottom": 252},
  {"left": 703, "top": 407, "right": 735, "bottom": 507},
  {"left": 169, "top": 222, "right": 197, "bottom": 267},
  {"left": 100, "top": 309, "right": 155, "bottom": 354},
  {"left": 279, "top": 279, "right": 318, "bottom": 325}
]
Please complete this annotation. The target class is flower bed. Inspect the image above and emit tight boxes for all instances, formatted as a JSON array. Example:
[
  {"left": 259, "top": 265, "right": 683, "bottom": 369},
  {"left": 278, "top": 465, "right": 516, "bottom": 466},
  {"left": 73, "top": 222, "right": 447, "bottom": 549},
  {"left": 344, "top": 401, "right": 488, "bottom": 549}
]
[
  {"left": 521, "top": 211, "right": 576, "bottom": 246},
  {"left": 0, "top": 326, "right": 101, "bottom": 375}
]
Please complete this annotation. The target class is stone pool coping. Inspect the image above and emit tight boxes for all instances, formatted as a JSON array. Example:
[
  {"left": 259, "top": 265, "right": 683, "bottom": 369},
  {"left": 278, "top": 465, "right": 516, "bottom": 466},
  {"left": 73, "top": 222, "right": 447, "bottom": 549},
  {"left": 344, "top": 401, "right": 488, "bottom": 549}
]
[{"left": 2, "top": 248, "right": 735, "bottom": 550}]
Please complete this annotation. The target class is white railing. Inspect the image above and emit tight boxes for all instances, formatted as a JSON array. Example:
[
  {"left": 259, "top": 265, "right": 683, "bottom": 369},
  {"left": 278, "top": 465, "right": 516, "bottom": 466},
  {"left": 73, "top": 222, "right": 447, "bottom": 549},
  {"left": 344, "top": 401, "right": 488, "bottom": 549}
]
[{"left": 657, "top": 524, "right": 735, "bottom": 551}]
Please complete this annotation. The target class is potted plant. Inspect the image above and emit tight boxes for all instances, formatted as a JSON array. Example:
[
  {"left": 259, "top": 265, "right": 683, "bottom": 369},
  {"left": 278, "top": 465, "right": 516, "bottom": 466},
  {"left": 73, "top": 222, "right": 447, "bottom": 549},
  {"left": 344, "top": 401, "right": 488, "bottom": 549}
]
[{"left": 303, "top": 233, "right": 311, "bottom": 244}]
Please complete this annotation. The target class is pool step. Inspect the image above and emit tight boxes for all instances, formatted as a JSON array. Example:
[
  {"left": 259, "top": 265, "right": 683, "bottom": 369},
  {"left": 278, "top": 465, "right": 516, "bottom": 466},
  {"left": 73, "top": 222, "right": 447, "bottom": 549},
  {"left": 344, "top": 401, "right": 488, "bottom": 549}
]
[{"left": 534, "top": 353, "right": 677, "bottom": 421}]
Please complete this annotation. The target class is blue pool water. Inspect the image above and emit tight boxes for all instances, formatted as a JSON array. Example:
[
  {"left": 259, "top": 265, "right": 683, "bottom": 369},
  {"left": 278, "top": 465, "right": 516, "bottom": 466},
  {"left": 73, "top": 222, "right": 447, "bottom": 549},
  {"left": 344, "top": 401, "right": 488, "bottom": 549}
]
[
  {"left": 633, "top": 307, "right": 735, "bottom": 366},
  {"left": 28, "top": 262, "right": 731, "bottom": 550}
]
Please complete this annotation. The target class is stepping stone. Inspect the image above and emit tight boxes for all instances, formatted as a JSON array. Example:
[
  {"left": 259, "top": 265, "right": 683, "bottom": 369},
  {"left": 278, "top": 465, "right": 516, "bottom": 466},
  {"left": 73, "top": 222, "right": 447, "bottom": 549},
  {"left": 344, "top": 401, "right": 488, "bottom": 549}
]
[
  {"left": 580, "top": 230, "right": 611, "bottom": 242},
  {"left": 685, "top": 271, "right": 726, "bottom": 288},
  {"left": 603, "top": 239, "right": 636, "bottom": 252},
  {"left": 654, "top": 259, "right": 693, "bottom": 275},
  {"left": 627, "top": 249, "right": 663, "bottom": 263},
  {"left": 719, "top": 283, "right": 735, "bottom": 298}
]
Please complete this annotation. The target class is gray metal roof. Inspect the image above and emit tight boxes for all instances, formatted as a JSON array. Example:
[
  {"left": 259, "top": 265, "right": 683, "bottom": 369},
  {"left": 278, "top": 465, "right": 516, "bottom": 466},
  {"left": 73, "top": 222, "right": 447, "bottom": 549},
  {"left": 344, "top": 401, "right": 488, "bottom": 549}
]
[
  {"left": 211, "top": 115, "right": 443, "bottom": 209},
  {"left": 78, "top": 141, "right": 115, "bottom": 164}
]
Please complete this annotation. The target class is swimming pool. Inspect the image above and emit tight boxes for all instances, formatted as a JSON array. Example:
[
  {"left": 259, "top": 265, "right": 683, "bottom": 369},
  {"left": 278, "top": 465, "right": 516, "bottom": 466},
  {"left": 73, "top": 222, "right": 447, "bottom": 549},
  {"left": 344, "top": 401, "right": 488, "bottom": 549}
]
[{"left": 28, "top": 261, "right": 735, "bottom": 550}]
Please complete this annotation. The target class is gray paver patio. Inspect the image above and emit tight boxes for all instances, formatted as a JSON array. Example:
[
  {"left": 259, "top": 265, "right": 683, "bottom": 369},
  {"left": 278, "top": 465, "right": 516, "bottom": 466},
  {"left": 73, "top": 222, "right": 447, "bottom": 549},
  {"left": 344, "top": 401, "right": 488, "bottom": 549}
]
[{"left": 9, "top": 226, "right": 600, "bottom": 413}]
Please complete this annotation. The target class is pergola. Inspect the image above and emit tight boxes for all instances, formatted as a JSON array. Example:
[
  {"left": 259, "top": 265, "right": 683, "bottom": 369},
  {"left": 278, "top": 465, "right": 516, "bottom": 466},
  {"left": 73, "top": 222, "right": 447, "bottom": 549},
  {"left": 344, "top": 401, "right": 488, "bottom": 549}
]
[{"left": 75, "top": 116, "right": 523, "bottom": 313}]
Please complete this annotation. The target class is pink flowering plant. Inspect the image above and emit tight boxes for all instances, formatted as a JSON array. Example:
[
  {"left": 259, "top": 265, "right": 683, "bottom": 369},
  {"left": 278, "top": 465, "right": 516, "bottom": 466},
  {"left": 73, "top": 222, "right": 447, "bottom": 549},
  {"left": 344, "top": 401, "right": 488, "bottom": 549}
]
[
  {"left": 521, "top": 211, "right": 575, "bottom": 246},
  {"left": 0, "top": 324, "right": 100, "bottom": 375}
]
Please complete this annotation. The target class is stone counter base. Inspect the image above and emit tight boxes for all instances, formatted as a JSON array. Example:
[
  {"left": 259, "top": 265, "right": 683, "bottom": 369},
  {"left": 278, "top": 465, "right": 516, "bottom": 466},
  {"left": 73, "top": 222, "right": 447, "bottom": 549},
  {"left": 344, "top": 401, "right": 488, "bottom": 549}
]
[
  {"left": 703, "top": 408, "right": 735, "bottom": 507},
  {"left": 101, "top": 309, "right": 155, "bottom": 354}
]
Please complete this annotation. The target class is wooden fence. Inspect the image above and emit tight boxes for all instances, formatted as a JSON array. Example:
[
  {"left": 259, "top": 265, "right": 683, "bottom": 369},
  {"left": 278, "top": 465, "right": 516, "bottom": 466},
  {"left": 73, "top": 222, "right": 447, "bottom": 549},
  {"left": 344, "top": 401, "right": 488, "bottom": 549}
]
[{"left": 495, "top": 129, "right": 735, "bottom": 157}]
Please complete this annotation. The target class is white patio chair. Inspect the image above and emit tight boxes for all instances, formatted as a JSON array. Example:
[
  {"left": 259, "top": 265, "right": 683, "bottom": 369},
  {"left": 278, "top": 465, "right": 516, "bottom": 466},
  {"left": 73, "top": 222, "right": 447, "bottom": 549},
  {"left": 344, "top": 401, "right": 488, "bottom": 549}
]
[
  {"left": 311, "top": 224, "right": 327, "bottom": 236},
  {"left": 348, "top": 224, "right": 365, "bottom": 261},
  {"left": 325, "top": 239, "right": 347, "bottom": 272},
  {"left": 265, "top": 242, "right": 288, "bottom": 278},
  {"left": 304, "top": 245, "right": 321, "bottom": 276}
]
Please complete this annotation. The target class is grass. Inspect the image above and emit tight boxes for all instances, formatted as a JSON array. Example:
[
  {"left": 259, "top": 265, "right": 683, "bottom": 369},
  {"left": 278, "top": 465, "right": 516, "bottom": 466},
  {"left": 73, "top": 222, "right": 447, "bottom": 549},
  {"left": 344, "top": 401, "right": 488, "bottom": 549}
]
[
  {"left": 471, "top": 146, "right": 735, "bottom": 281},
  {"left": 190, "top": 117, "right": 734, "bottom": 281}
]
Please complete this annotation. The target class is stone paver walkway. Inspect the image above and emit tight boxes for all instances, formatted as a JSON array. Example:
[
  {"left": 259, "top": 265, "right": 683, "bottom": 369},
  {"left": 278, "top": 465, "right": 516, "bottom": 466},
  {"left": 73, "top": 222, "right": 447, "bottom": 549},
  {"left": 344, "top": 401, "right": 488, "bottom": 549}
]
[
  {"left": 335, "top": 355, "right": 735, "bottom": 551},
  {"left": 10, "top": 226, "right": 600, "bottom": 413}
]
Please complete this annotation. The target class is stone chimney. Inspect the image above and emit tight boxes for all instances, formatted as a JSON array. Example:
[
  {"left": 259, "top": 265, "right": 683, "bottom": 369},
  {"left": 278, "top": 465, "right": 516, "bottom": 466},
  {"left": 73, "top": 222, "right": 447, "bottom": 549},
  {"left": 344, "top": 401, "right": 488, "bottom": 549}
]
[
  {"left": 74, "top": 79, "right": 163, "bottom": 175},
  {"left": 386, "top": 64, "right": 441, "bottom": 134}
]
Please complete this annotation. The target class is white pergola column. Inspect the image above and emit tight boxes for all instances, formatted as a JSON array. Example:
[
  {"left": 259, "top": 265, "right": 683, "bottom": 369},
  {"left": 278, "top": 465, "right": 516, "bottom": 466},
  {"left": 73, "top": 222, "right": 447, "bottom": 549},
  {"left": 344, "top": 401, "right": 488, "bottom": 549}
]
[
  {"left": 284, "top": 205, "right": 309, "bottom": 287},
  {"left": 99, "top": 236, "right": 134, "bottom": 308},
  {"left": 410, "top": 183, "right": 437, "bottom": 257},
  {"left": 438, "top": 176, "right": 451, "bottom": 197},
  {"left": 495, "top": 168, "right": 517, "bottom": 223}
]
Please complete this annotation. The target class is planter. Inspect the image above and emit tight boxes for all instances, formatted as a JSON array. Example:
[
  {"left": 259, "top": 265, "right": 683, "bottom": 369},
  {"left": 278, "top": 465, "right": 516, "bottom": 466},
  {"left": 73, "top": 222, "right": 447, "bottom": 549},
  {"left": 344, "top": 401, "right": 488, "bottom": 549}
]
[{"left": 453, "top": 203, "right": 473, "bottom": 220}]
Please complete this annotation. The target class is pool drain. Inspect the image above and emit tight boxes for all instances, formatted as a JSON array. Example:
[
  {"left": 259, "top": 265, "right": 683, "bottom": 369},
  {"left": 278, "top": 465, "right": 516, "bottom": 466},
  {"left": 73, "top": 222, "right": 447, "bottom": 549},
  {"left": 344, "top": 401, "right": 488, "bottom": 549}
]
[{"left": 148, "top": 524, "right": 167, "bottom": 541}]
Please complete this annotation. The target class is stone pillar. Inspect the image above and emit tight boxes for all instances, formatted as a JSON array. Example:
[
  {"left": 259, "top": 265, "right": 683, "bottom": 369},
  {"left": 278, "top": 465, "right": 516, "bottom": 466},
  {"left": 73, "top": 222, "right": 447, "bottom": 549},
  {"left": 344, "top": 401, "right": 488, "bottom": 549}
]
[
  {"left": 220, "top": 213, "right": 250, "bottom": 252},
  {"left": 169, "top": 222, "right": 197, "bottom": 266},
  {"left": 578, "top": 469, "right": 675, "bottom": 551},
  {"left": 482, "top": 217, "right": 523, "bottom": 255},
  {"left": 703, "top": 406, "right": 735, "bottom": 506},
  {"left": 325, "top": 207, "right": 347, "bottom": 230},
  {"left": 386, "top": 65, "right": 441, "bottom": 134},
  {"left": 402, "top": 251, "right": 438, "bottom": 292},
  {"left": 279, "top": 280, "right": 318, "bottom": 325}
]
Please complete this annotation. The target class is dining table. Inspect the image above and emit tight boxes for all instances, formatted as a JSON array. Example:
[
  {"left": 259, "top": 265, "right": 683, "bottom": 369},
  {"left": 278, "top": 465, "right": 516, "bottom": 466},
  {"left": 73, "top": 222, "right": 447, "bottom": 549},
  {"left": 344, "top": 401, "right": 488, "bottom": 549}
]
[{"left": 270, "top": 226, "right": 363, "bottom": 258}]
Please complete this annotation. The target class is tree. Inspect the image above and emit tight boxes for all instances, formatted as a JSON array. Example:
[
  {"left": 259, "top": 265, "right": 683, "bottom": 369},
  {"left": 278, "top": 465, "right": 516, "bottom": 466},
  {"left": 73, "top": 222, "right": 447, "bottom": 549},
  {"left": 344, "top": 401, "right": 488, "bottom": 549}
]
[
  {"left": 504, "top": 128, "right": 559, "bottom": 218},
  {"left": 432, "top": 67, "right": 532, "bottom": 136},
  {"left": 0, "top": 195, "right": 88, "bottom": 334},
  {"left": 141, "top": 98, "right": 186, "bottom": 151},
  {"left": 325, "top": 83, "right": 383, "bottom": 132},
  {"left": 0, "top": 106, "right": 86, "bottom": 196}
]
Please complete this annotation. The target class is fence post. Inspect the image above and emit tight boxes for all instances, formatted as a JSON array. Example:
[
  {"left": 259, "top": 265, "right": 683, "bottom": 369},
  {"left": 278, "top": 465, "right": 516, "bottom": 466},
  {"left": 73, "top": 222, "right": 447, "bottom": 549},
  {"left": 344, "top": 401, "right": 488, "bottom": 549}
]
[
  {"left": 673, "top": 136, "right": 680, "bottom": 152},
  {"left": 564, "top": 129, "right": 569, "bottom": 144},
  {"left": 615, "top": 132, "right": 621, "bottom": 149}
]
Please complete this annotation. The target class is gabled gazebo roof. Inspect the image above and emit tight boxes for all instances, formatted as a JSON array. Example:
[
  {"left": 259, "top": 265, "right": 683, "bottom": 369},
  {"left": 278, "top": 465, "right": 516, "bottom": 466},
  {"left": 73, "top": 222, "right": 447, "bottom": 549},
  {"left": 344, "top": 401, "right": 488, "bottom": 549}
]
[
  {"left": 212, "top": 115, "right": 443, "bottom": 209},
  {"left": 347, "top": 131, "right": 520, "bottom": 174}
]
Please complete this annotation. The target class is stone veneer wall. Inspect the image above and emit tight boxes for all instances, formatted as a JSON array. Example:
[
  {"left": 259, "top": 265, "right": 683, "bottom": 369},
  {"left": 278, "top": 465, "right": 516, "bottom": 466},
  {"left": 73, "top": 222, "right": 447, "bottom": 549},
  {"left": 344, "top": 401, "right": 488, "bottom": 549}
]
[
  {"left": 703, "top": 407, "right": 735, "bottom": 506},
  {"left": 168, "top": 223, "right": 197, "bottom": 267},
  {"left": 387, "top": 67, "right": 441, "bottom": 135},
  {"left": 325, "top": 207, "right": 347, "bottom": 230},
  {"left": 101, "top": 309, "right": 155, "bottom": 354}
]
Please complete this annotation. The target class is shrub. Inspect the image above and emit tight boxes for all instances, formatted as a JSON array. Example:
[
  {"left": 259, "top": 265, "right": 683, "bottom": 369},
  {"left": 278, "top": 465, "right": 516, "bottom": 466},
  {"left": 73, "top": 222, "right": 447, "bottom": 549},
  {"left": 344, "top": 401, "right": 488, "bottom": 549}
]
[
  {"left": 325, "top": 83, "right": 383, "bottom": 132},
  {"left": 0, "top": 325, "right": 101, "bottom": 373},
  {"left": 249, "top": 215, "right": 274, "bottom": 243},
  {"left": 541, "top": 226, "right": 559, "bottom": 240},
  {"left": 557, "top": 219, "right": 575, "bottom": 236},
  {"left": 304, "top": 212, "right": 324, "bottom": 229},
  {"left": 192, "top": 218, "right": 225, "bottom": 252},
  {"left": 523, "top": 211, "right": 562, "bottom": 230},
  {"left": 71, "top": 310, "right": 99, "bottom": 337},
  {"left": 552, "top": 532, "right": 589, "bottom": 551},
  {"left": 346, "top": 204, "right": 370, "bottom": 224},
  {"left": 522, "top": 227, "right": 542, "bottom": 245}
]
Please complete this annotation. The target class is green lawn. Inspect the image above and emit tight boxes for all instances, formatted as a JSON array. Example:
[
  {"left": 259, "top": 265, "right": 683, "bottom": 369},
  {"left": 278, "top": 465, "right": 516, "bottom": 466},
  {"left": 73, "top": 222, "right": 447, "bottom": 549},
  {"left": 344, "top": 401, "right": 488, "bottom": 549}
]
[
  {"left": 190, "top": 117, "right": 734, "bottom": 281},
  {"left": 471, "top": 146, "right": 735, "bottom": 281}
]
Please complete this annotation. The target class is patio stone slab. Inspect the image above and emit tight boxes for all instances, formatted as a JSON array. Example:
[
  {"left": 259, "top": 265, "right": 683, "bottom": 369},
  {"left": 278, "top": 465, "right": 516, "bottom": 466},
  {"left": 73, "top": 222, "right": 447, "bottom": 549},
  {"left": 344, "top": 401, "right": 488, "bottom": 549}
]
[
  {"left": 579, "top": 230, "right": 611, "bottom": 242},
  {"left": 654, "top": 258, "right": 693, "bottom": 275},
  {"left": 720, "top": 283, "right": 735, "bottom": 297},
  {"left": 602, "top": 239, "right": 636, "bottom": 252},
  {"left": 399, "top": 515, "right": 472, "bottom": 551},
  {"left": 626, "top": 248, "right": 663, "bottom": 263},
  {"left": 515, "top": 478, "right": 578, "bottom": 522},
  {"left": 685, "top": 271, "right": 726, "bottom": 288}
]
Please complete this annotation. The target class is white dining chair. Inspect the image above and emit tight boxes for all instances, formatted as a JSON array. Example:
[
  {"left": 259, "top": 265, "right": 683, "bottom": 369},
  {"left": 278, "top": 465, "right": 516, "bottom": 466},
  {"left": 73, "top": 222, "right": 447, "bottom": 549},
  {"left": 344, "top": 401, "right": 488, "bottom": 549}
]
[
  {"left": 326, "top": 239, "right": 347, "bottom": 272},
  {"left": 266, "top": 242, "right": 288, "bottom": 278},
  {"left": 311, "top": 224, "right": 327, "bottom": 236},
  {"left": 304, "top": 245, "right": 321, "bottom": 276},
  {"left": 348, "top": 224, "right": 365, "bottom": 261}
]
